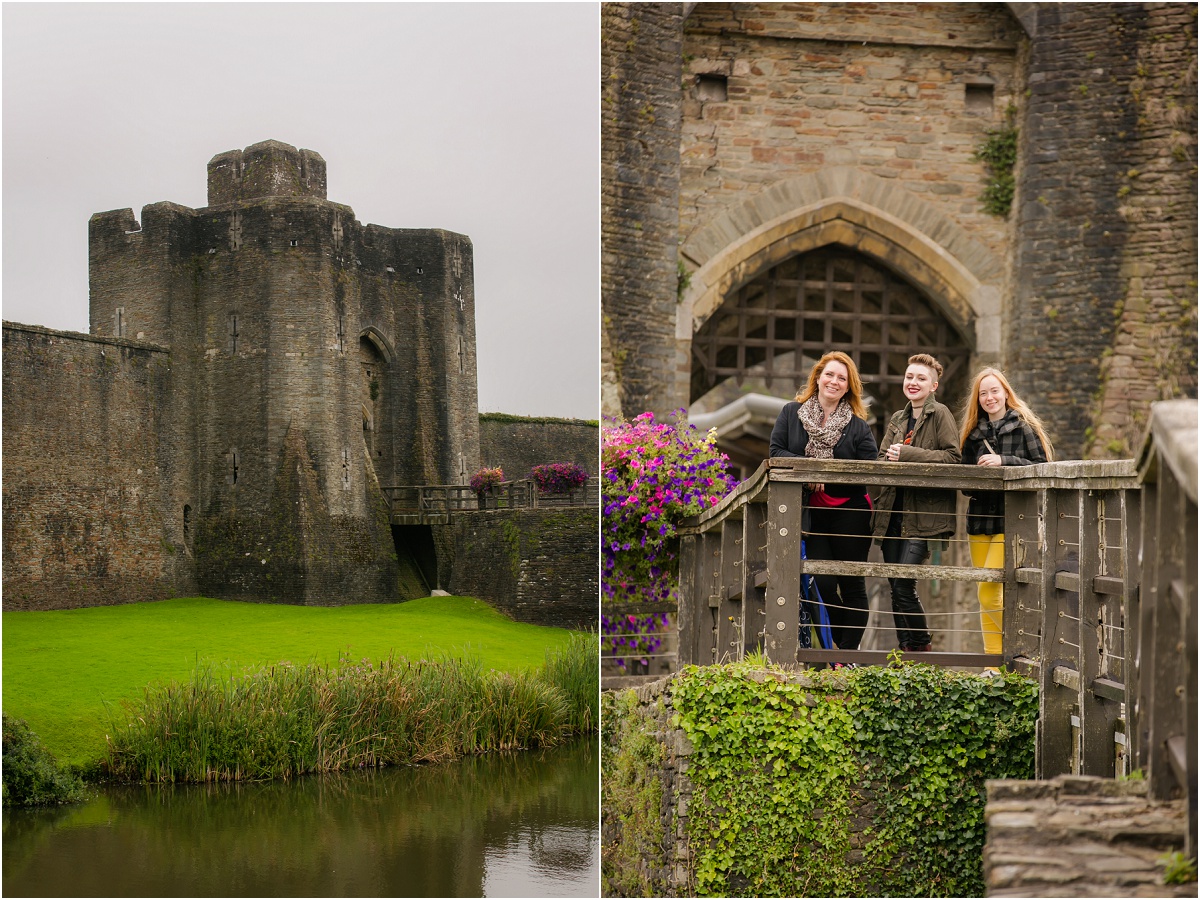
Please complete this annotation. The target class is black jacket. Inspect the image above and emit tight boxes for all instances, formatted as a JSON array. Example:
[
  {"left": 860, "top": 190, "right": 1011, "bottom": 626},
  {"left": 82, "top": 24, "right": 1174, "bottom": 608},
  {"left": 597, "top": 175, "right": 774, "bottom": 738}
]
[
  {"left": 961, "top": 409, "right": 1049, "bottom": 535},
  {"left": 769, "top": 401, "right": 878, "bottom": 499}
]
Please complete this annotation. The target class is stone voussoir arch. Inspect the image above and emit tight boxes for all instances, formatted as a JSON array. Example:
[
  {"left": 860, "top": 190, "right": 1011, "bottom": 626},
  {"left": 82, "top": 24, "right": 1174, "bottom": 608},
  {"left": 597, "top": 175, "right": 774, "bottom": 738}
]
[
  {"left": 678, "top": 167, "right": 1004, "bottom": 356},
  {"left": 358, "top": 325, "right": 396, "bottom": 363}
]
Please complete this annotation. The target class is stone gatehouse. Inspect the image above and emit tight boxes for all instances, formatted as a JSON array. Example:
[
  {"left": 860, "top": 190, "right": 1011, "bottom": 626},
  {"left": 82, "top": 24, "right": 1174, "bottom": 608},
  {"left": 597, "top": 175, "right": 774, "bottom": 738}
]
[{"left": 602, "top": 2, "right": 1197, "bottom": 461}]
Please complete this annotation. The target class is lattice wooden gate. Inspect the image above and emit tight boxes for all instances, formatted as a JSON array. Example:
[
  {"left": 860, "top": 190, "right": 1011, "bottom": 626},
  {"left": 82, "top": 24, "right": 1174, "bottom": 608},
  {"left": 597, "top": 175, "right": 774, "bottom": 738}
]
[{"left": 691, "top": 247, "right": 972, "bottom": 429}]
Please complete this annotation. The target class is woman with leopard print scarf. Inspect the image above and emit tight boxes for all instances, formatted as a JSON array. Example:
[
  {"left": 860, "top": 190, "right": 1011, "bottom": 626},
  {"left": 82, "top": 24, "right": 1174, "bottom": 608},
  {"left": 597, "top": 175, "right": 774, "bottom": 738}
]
[{"left": 769, "top": 351, "right": 878, "bottom": 652}]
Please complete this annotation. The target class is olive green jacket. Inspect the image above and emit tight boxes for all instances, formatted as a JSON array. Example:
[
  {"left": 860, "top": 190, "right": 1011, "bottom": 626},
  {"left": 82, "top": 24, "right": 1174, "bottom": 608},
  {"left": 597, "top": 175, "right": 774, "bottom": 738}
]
[{"left": 870, "top": 395, "right": 962, "bottom": 540}]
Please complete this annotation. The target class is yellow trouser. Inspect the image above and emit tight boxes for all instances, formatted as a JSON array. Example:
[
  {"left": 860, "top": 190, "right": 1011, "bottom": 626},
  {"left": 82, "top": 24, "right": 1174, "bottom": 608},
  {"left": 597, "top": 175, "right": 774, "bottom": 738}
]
[{"left": 969, "top": 532, "right": 1005, "bottom": 656}]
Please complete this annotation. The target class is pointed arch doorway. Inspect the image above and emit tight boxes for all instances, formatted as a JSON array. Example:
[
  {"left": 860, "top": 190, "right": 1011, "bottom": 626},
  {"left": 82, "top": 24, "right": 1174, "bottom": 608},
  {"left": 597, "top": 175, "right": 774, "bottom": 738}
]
[{"left": 691, "top": 246, "right": 972, "bottom": 448}]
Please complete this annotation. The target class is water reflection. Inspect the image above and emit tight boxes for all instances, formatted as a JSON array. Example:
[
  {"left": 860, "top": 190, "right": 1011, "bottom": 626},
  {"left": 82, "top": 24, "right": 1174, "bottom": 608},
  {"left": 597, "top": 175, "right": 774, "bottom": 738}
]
[{"left": 3, "top": 736, "right": 597, "bottom": 897}]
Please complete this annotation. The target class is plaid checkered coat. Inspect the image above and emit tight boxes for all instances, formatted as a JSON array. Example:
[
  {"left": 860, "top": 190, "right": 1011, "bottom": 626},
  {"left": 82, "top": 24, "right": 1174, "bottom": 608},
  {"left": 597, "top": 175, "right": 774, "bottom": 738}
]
[{"left": 961, "top": 409, "right": 1049, "bottom": 535}]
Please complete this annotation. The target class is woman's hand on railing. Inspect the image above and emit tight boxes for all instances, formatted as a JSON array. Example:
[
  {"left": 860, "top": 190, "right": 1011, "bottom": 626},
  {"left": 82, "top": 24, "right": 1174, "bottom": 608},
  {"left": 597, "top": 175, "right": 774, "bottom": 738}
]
[{"left": 977, "top": 453, "right": 1003, "bottom": 467}]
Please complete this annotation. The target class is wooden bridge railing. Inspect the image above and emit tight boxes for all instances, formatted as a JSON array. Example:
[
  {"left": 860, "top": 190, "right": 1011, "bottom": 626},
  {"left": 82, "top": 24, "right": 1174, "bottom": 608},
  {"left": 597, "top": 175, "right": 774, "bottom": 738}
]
[
  {"left": 676, "top": 399, "right": 1196, "bottom": 854},
  {"left": 383, "top": 477, "right": 598, "bottom": 523},
  {"left": 1130, "top": 399, "right": 1196, "bottom": 856},
  {"left": 676, "top": 460, "right": 1141, "bottom": 761}
]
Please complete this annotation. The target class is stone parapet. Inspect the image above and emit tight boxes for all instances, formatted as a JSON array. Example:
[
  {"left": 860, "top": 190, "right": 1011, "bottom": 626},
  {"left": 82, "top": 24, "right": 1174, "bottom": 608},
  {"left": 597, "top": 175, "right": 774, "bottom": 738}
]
[
  {"left": 207, "top": 140, "right": 327, "bottom": 206},
  {"left": 436, "top": 507, "right": 597, "bottom": 631}
]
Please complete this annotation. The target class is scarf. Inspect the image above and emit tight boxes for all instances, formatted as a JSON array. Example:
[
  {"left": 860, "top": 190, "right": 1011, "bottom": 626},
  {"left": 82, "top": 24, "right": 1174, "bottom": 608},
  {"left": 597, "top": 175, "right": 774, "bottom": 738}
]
[{"left": 798, "top": 395, "right": 853, "bottom": 459}]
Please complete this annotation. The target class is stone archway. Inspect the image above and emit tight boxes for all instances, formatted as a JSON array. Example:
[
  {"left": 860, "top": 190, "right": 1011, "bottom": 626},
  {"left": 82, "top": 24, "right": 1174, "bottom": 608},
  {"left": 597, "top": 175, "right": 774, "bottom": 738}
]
[
  {"left": 692, "top": 246, "right": 973, "bottom": 430},
  {"left": 680, "top": 169, "right": 999, "bottom": 438},
  {"left": 679, "top": 168, "right": 1004, "bottom": 362}
]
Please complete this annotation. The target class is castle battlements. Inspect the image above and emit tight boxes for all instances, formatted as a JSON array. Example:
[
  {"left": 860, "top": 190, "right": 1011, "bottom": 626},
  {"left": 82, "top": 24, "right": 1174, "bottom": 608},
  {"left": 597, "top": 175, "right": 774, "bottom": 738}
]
[{"left": 207, "top": 139, "right": 327, "bottom": 207}]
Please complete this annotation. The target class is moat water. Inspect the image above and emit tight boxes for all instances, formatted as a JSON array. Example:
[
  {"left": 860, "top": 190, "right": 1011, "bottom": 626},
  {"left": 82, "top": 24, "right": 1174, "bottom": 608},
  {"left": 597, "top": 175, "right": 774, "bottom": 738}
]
[{"left": 3, "top": 736, "right": 597, "bottom": 897}]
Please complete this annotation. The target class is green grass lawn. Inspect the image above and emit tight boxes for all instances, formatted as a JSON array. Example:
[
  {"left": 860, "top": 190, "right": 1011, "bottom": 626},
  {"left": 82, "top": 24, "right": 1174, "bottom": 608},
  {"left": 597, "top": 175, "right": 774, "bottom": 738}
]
[{"left": 3, "top": 595, "right": 578, "bottom": 768}]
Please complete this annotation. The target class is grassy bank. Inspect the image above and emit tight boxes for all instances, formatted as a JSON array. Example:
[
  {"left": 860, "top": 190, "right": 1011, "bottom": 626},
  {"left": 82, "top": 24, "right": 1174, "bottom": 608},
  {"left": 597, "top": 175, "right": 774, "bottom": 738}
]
[
  {"left": 106, "top": 633, "right": 597, "bottom": 782},
  {"left": 3, "top": 596, "right": 586, "bottom": 768}
]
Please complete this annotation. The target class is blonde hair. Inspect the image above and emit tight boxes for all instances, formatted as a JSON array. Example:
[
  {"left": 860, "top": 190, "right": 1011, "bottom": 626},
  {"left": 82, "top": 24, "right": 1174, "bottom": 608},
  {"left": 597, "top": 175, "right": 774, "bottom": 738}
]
[
  {"left": 795, "top": 351, "right": 868, "bottom": 420},
  {"left": 959, "top": 367, "right": 1055, "bottom": 461},
  {"left": 907, "top": 353, "right": 943, "bottom": 380}
]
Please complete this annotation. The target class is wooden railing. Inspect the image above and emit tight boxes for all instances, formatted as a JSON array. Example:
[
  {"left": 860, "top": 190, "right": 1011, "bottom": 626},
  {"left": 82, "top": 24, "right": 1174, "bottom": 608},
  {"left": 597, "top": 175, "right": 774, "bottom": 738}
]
[
  {"left": 672, "top": 399, "right": 1196, "bottom": 855},
  {"left": 676, "top": 461, "right": 1136, "bottom": 751},
  {"left": 1129, "top": 399, "right": 1197, "bottom": 856},
  {"left": 383, "top": 477, "right": 598, "bottom": 523}
]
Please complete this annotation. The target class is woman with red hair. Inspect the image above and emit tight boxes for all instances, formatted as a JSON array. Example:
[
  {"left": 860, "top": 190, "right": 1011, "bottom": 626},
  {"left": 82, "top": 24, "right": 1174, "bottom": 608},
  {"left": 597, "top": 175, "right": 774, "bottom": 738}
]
[{"left": 770, "top": 351, "right": 878, "bottom": 652}]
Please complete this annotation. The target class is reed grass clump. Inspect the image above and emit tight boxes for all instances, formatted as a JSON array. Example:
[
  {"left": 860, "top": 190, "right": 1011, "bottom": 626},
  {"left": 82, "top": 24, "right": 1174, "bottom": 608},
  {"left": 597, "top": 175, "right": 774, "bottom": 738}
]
[
  {"left": 105, "top": 636, "right": 597, "bottom": 783},
  {"left": 542, "top": 631, "right": 599, "bottom": 732}
]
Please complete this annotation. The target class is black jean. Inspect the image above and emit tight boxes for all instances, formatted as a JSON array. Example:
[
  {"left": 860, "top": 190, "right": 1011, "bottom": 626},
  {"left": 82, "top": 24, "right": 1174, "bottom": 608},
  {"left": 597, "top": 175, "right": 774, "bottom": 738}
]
[
  {"left": 881, "top": 512, "right": 932, "bottom": 648},
  {"left": 806, "top": 497, "right": 872, "bottom": 651}
]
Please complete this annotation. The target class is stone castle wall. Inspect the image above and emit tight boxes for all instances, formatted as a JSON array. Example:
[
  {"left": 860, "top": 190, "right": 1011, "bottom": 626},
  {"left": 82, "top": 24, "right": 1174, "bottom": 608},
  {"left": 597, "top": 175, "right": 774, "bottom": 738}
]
[
  {"left": 436, "top": 507, "right": 597, "bottom": 631},
  {"left": 601, "top": 2, "right": 686, "bottom": 418},
  {"left": 85, "top": 141, "right": 482, "bottom": 606},
  {"left": 680, "top": 2, "right": 1018, "bottom": 262},
  {"left": 2, "top": 141, "right": 491, "bottom": 610},
  {"left": 1011, "top": 3, "right": 1197, "bottom": 458},
  {"left": 1, "top": 324, "right": 184, "bottom": 609},
  {"left": 984, "top": 775, "right": 1191, "bottom": 896},
  {"left": 478, "top": 416, "right": 598, "bottom": 480}
]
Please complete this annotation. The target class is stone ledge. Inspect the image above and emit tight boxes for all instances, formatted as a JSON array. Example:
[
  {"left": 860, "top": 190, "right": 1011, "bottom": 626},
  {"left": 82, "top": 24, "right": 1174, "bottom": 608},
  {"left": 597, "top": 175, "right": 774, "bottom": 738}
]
[{"left": 985, "top": 774, "right": 1192, "bottom": 897}]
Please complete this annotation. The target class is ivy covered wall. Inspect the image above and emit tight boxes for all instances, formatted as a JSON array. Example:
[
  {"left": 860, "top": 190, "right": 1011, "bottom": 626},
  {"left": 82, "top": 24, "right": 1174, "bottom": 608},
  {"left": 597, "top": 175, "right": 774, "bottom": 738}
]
[{"left": 602, "top": 660, "right": 1037, "bottom": 897}]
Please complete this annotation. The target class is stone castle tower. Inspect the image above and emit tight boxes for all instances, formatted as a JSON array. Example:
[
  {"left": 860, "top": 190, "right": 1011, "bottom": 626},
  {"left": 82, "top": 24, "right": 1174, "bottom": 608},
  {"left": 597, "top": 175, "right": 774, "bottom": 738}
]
[{"left": 5, "top": 140, "right": 481, "bottom": 607}]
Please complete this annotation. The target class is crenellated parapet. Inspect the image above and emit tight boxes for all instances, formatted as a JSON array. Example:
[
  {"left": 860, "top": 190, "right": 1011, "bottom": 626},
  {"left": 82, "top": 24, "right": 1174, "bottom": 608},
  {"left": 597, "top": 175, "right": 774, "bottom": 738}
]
[
  {"left": 207, "top": 139, "right": 327, "bottom": 206},
  {"left": 88, "top": 202, "right": 197, "bottom": 341}
]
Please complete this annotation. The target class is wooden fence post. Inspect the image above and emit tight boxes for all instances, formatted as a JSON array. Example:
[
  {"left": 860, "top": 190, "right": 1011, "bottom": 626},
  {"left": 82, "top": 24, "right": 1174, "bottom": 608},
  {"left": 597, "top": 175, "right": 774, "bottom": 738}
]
[
  {"left": 1177, "top": 488, "right": 1198, "bottom": 858},
  {"left": 677, "top": 534, "right": 699, "bottom": 666},
  {"left": 764, "top": 479, "right": 804, "bottom": 665},
  {"left": 1038, "top": 487, "right": 1077, "bottom": 779},
  {"left": 716, "top": 522, "right": 743, "bottom": 664},
  {"left": 1079, "top": 489, "right": 1121, "bottom": 776},
  {"left": 1145, "top": 467, "right": 1191, "bottom": 804},
  {"left": 696, "top": 530, "right": 722, "bottom": 666},
  {"left": 742, "top": 498, "right": 768, "bottom": 658},
  {"left": 1123, "top": 488, "right": 1144, "bottom": 775},
  {"left": 1005, "top": 488, "right": 1042, "bottom": 668}
]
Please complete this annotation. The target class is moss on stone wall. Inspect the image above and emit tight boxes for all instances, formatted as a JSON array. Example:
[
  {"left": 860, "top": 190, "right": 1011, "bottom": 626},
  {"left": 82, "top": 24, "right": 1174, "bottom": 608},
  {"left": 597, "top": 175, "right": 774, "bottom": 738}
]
[{"left": 601, "top": 690, "right": 668, "bottom": 897}]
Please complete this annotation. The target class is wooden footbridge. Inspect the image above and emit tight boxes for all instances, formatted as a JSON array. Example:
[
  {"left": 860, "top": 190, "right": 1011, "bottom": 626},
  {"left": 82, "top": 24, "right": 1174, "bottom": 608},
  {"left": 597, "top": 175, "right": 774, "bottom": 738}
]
[
  {"left": 382, "top": 477, "right": 599, "bottom": 525},
  {"left": 663, "top": 399, "right": 1195, "bottom": 854}
]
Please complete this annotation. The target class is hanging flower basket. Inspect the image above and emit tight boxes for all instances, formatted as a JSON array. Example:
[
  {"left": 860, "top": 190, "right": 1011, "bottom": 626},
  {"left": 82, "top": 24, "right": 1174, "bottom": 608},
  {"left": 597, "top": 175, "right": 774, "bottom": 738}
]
[
  {"left": 530, "top": 462, "right": 589, "bottom": 495},
  {"left": 469, "top": 467, "right": 504, "bottom": 508}
]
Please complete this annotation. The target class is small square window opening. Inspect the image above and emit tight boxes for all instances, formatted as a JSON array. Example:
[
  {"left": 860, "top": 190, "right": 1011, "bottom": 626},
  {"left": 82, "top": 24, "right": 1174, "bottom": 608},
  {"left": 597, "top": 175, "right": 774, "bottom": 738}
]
[
  {"left": 965, "top": 83, "right": 995, "bottom": 114},
  {"left": 697, "top": 73, "right": 728, "bottom": 103}
]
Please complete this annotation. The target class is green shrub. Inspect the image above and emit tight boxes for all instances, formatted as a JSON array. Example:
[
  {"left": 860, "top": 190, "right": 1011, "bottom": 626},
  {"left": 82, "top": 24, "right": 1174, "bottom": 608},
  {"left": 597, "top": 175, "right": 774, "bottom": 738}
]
[
  {"left": 2, "top": 714, "right": 85, "bottom": 807},
  {"left": 1160, "top": 851, "right": 1198, "bottom": 885},
  {"left": 974, "top": 125, "right": 1018, "bottom": 217}
]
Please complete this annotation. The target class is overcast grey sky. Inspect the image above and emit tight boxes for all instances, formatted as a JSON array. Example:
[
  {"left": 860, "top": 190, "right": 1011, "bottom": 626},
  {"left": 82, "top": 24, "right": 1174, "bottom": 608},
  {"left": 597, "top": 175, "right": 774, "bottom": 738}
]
[{"left": 2, "top": 2, "right": 598, "bottom": 419}]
